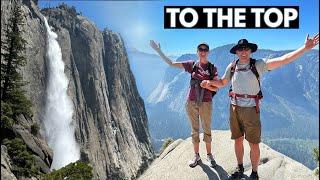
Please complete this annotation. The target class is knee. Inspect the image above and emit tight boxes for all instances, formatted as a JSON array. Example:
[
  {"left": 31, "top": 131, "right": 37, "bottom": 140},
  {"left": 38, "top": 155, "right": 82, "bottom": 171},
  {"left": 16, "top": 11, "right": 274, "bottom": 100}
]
[
  {"left": 192, "top": 127, "right": 200, "bottom": 132},
  {"left": 191, "top": 133, "right": 200, "bottom": 143},
  {"left": 249, "top": 143, "right": 260, "bottom": 151},
  {"left": 235, "top": 136, "right": 244, "bottom": 144},
  {"left": 192, "top": 131, "right": 200, "bottom": 135},
  {"left": 203, "top": 133, "right": 212, "bottom": 143}
]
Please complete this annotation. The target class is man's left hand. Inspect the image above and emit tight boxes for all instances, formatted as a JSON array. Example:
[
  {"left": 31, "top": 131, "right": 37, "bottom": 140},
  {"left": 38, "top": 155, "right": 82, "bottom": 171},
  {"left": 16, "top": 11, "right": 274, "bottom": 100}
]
[{"left": 304, "top": 33, "right": 319, "bottom": 51}]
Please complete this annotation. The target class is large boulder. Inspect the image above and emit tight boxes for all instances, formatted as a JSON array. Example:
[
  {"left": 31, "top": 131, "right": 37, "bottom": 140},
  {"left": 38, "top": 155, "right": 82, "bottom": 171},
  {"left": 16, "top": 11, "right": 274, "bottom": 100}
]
[
  {"left": 1, "top": 146, "right": 18, "bottom": 180},
  {"left": 139, "top": 130, "right": 317, "bottom": 180}
]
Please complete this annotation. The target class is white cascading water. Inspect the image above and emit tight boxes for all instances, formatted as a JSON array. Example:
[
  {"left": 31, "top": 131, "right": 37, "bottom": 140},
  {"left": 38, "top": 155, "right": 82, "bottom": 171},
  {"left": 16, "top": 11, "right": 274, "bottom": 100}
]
[{"left": 43, "top": 16, "right": 80, "bottom": 169}]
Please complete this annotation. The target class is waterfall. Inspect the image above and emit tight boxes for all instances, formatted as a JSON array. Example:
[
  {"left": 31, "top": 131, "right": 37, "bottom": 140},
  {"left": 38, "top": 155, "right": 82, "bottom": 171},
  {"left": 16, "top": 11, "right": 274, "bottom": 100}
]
[{"left": 43, "top": 16, "right": 80, "bottom": 169}]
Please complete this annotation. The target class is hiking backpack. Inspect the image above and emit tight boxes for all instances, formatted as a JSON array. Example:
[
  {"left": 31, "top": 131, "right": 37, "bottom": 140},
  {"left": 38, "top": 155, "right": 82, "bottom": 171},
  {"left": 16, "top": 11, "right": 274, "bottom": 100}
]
[{"left": 229, "top": 58, "right": 263, "bottom": 98}]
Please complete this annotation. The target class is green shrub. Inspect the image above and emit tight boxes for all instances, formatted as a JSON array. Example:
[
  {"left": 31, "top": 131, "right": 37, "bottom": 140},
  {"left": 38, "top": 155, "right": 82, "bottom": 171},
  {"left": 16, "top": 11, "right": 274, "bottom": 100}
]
[
  {"left": 1, "top": 101, "right": 14, "bottom": 127},
  {"left": 43, "top": 161, "right": 93, "bottom": 180},
  {"left": 3, "top": 138, "right": 40, "bottom": 178},
  {"left": 30, "top": 123, "right": 40, "bottom": 136},
  {"left": 160, "top": 138, "right": 174, "bottom": 154}
]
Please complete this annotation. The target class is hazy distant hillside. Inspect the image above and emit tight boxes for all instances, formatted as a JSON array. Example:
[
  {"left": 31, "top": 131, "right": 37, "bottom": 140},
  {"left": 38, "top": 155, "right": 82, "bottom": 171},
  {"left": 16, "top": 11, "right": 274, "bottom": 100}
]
[
  {"left": 264, "top": 138, "right": 319, "bottom": 169},
  {"left": 127, "top": 48, "right": 178, "bottom": 99}
]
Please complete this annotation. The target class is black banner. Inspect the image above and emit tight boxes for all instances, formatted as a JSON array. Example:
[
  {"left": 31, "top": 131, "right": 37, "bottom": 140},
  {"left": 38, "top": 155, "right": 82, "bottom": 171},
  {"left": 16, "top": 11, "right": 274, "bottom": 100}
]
[{"left": 164, "top": 6, "right": 299, "bottom": 29}]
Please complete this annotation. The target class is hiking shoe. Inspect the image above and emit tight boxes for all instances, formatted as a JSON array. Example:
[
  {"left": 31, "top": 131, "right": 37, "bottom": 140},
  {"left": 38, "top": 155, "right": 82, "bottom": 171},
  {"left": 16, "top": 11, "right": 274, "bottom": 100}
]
[
  {"left": 188, "top": 153, "right": 201, "bottom": 168},
  {"left": 230, "top": 166, "right": 244, "bottom": 179},
  {"left": 249, "top": 172, "right": 259, "bottom": 180},
  {"left": 207, "top": 154, "right": 217, "bottom": 167}
]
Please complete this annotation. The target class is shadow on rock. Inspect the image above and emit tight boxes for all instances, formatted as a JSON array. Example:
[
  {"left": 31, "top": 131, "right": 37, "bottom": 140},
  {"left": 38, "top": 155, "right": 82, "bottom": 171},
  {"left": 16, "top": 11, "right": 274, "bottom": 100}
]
[
  {"left": 227, "top": 174, "right": 250, "bottom": 180},
  {"left": 198, "top": 162, "right": 230, "bottom": 180}
]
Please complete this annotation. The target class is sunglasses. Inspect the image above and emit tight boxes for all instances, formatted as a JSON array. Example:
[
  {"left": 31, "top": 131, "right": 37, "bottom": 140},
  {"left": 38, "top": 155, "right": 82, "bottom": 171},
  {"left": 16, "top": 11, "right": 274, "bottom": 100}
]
[
  {"left": 198, "top": 48, "right": 209, "bottom": 52},
  {"left": 237, "top": 47, "right": 250, "bottom": 51}
]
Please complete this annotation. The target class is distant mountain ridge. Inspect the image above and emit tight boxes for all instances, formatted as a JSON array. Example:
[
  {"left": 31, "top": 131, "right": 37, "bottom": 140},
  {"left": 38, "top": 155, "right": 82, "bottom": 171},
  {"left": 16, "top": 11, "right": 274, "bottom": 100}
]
[{"left": 127, "top": 49, "right": 170, "bottom": 100}]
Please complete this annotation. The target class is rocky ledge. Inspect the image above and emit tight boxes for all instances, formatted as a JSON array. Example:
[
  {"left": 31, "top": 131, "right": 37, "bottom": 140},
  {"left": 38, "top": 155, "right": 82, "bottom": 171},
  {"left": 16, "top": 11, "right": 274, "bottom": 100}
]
[{"left": 139, "top": 130, "right": 317, "bottom": 180}]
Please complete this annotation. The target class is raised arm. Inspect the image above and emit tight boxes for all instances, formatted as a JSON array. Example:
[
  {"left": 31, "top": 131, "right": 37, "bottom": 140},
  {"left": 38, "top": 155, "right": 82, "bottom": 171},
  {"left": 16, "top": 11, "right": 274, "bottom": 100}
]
[
  {"left": 150, "top": 40, "right": 184, "bottom": 69},
  {"left": 267, "top": 33, "right": 319, "bottom": 71}
]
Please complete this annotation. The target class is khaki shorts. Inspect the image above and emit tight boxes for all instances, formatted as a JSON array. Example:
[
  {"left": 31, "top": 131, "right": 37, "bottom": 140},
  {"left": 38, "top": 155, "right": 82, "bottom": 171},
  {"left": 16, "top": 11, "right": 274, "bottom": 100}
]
[
  {"left": 229, "top": 105, "right": 261, "bottom": 144},
  {"left": 185, "top": 100, "right": 212, "bottom": 143}
]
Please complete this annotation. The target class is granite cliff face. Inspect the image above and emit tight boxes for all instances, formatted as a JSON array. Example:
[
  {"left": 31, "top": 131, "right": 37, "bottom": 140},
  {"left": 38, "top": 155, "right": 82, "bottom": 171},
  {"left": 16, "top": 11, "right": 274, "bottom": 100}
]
[
  {"left": 1, "top": 0, "right": 154, "bottom": 179},
  {"left": 1, "top": 0, "right": 53, "bottom": 179}
]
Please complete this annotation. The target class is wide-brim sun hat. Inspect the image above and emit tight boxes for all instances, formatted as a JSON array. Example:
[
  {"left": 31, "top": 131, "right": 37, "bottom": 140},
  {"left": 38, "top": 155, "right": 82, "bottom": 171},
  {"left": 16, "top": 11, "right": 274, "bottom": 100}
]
[{"left": 230, "top": 39, "right": 258, "bottom": 54}]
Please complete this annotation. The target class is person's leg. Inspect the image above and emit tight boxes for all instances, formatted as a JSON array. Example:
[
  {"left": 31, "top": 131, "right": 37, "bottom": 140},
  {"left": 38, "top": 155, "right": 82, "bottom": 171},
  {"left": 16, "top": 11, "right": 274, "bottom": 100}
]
[
  {"left": 205, "top": 142, "right": 211, "bottom": 154},
  {"left": 248, "top": 142, "right": 260, "bottom": 180},
  {"left": 186, "top": 100, "right": 201, "bottom": 167},
  {"left": 199, "top": 102, "right": 212, "bottom": 154},
  {"left": 230, "top": 105, "right": 245, "bottom": 178},
  {"left": 242, "top": 106, "right": 261, "bottom": 178},
  {"left": 193, "top": 142, "right": 200, "bottom": 154},
  {"left": 235, "top": 136, "right": 244, "bottom": 165},
  {"left": 200, "top": 102, "right": 217, "bottom": 167},
  {"left": 186, "top": 100, "right": 200, "bottom": 150},
  {"left": 249, "top": 142, "right": 260, "bottom": 172}
]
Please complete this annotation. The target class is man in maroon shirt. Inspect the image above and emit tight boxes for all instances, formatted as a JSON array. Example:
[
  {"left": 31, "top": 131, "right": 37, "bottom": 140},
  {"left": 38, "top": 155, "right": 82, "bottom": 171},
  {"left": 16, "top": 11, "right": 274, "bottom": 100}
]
[{"left": 150, "top": 40, "right": 219, "bottom": 168}]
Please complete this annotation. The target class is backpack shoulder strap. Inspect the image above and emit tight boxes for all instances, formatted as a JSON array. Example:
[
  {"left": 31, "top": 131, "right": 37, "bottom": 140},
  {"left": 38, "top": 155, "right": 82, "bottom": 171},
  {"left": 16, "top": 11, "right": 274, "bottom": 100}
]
[
  {"left": 191, "top": 61, "right": 198, "bottom": 73},
  {"left": 229, "top": 60, "right": 238, "bottom": 93},
  {"left": 230, "top": 59, "right": 238, "bottom": 80},
  {"left": 250, "top": 58, "right": 263, "bottom": 97},
  {"left": 250, "top": 58, "right": 260, "bottom": 80},
  {"left": 207, "top": 62, "right": 217, "bottom": 97},
  {"left": 207, "top": 62, "right": 215, "bottom": 80},
  {"left": 190, "top": 61, "right": 198, "bottom": 82}
]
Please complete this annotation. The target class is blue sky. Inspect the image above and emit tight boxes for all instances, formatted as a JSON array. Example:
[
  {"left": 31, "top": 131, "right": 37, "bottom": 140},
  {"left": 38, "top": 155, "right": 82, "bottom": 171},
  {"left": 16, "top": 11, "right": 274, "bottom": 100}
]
[{"left": 39, "top": 0, "right": 319, "bottom": 56}]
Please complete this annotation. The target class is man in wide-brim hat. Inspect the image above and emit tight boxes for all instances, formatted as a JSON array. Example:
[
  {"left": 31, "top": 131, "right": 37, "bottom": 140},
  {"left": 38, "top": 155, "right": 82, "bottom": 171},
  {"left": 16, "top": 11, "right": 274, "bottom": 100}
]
[
  {"left": 201, "top": 33, "right": 319, "bottom": 180},
  {"left": 229, "top": 39, "right": 258, "bottom": 54}
]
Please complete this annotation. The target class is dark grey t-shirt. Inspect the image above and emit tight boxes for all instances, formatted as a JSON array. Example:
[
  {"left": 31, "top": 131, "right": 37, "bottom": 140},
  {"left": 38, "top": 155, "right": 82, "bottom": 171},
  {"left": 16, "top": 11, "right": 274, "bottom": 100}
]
[{"left": 222, "top": 59, "right": 268, "bottom": 107}]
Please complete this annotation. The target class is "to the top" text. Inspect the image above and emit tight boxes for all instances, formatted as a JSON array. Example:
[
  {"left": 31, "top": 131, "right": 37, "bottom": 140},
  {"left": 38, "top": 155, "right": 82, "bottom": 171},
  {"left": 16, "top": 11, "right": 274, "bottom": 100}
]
[{"left": 164, "top": 6, "right": 299, "bottom": 29}]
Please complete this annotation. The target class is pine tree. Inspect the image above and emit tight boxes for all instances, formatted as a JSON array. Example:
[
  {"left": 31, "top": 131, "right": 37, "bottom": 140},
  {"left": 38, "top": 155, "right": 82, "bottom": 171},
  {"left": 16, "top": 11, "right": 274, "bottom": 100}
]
[{"left": 1, "top": 1, "right": 32, "bottom": 133}]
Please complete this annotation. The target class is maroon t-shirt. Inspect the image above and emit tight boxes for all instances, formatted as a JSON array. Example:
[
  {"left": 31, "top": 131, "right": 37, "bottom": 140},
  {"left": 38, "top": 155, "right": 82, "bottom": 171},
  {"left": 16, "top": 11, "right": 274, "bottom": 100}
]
[{"left": 182, "top": 60, "right": 218, "bottom": 102}]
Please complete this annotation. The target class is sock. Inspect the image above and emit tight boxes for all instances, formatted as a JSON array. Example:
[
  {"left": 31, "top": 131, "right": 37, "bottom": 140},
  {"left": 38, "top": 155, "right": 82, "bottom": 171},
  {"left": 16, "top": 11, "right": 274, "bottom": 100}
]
[
  {"left": 238, "top": 164, "right": 244, "bottom": 171},
  {"left": 251, "top": 170, "right": 258, "bottom": 175}
]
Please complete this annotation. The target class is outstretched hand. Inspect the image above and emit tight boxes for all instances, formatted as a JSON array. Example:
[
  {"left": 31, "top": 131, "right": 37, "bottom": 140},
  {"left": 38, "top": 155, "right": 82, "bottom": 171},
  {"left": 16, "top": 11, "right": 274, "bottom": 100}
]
[
  {"left": 304, "top": 33, "right": 319, "bottom": 50},
  {"left": 150, "top": 40, "right": 161, "bottom": 52}
]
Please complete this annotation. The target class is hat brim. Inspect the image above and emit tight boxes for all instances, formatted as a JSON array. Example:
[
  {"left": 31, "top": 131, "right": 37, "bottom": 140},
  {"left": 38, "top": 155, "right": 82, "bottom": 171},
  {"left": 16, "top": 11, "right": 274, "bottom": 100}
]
[
  {"left": 229, "top": 43, "right": 258, "bottom": 54},
  {"left": 197, "top": 43, "right": 209, "bottom": 50}
]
